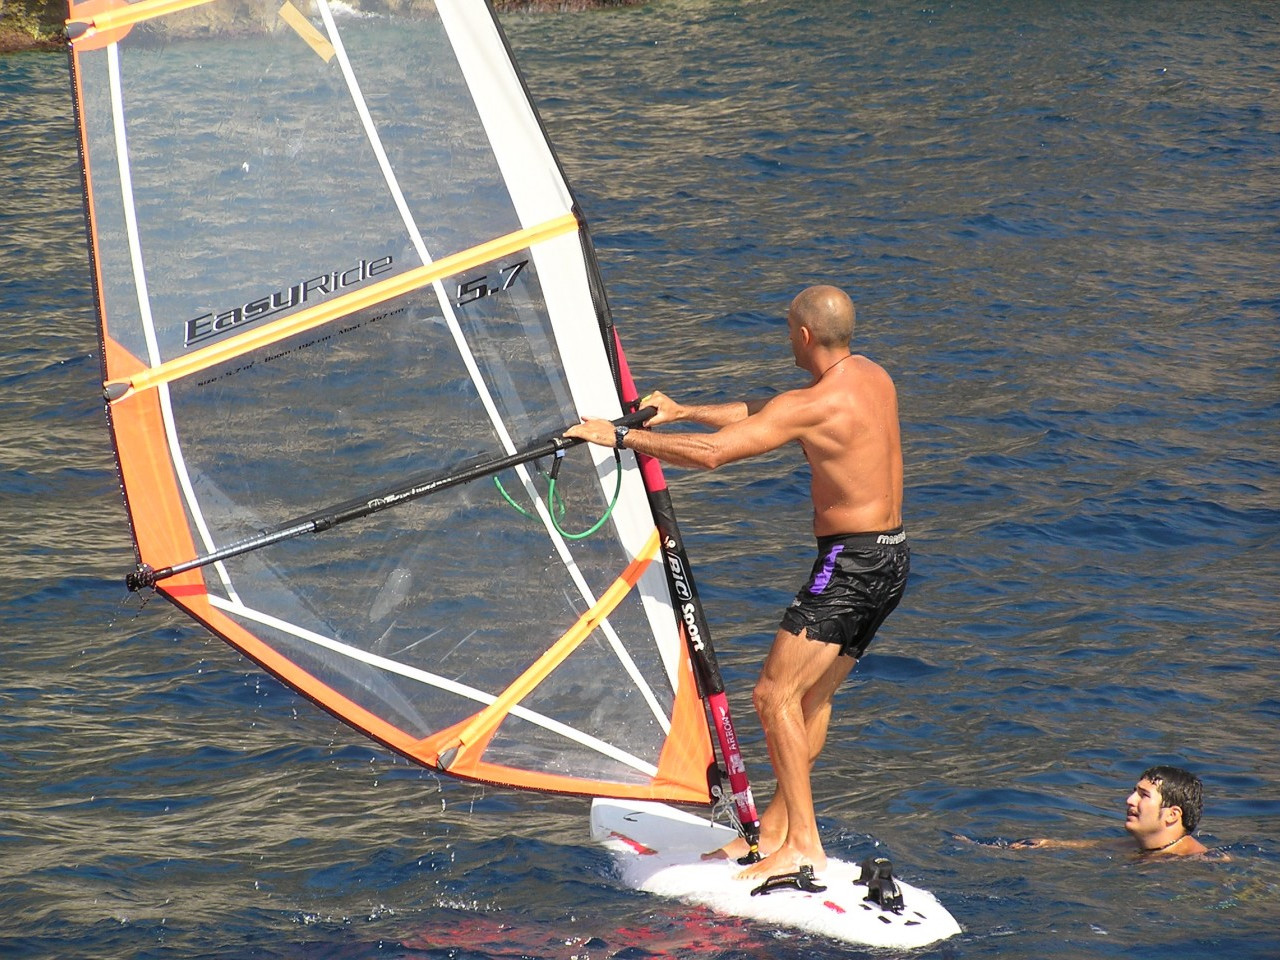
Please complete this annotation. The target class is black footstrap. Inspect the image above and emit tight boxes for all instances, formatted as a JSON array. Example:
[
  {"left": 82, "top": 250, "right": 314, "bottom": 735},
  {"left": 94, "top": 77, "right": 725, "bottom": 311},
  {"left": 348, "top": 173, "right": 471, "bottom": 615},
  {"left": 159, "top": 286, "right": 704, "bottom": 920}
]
[
  {"left": 749, "top": 864, "right": 827, "bottom": 897},
  {"left": 856, "top": 856, "right": 905, "bottom": 913}
]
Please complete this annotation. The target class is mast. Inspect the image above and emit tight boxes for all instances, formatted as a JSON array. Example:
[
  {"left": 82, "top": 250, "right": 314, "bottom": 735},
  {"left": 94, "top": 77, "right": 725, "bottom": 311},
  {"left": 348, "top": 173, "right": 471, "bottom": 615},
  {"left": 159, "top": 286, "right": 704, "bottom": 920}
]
[{"left": 608, "top": 327, "right": 762, "bottom": 860}]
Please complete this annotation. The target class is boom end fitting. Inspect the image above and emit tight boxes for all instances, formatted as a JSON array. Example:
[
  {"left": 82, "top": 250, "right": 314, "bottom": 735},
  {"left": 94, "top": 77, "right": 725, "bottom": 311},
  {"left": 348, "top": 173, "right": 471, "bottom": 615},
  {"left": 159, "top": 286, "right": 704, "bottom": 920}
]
[{"left": 126, "top": 563, "right": 157, "bottom": 591}]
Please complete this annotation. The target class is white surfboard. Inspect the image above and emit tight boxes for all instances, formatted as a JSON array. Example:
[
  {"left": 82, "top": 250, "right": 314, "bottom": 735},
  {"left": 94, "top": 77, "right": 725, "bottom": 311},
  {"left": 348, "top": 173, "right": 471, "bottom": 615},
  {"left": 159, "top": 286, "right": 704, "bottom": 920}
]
[{"left": 591, "top": 798, "right": 961, "bottom": 950}]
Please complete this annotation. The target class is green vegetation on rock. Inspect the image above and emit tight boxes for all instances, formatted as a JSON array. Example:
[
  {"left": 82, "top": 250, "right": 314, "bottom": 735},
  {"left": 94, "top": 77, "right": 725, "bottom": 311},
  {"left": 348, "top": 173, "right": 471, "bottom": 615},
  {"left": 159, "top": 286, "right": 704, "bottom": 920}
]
[{"left": 1, "top": 0, "right": 68, "bottom": 51}]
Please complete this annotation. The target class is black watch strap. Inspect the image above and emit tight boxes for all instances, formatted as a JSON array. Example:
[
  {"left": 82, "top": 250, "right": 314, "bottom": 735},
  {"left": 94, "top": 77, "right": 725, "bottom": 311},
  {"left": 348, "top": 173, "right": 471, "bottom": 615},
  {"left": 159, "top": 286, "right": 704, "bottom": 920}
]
[{"left": 614, "top": 424, "right": 630, "bottom": 449}]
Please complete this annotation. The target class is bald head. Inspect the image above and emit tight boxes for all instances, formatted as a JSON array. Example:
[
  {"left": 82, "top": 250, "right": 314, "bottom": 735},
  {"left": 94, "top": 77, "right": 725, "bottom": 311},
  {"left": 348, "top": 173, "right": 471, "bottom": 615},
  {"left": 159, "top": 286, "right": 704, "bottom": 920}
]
[{"left": 788, "top": 285, "right": 855, "bottom": 348}]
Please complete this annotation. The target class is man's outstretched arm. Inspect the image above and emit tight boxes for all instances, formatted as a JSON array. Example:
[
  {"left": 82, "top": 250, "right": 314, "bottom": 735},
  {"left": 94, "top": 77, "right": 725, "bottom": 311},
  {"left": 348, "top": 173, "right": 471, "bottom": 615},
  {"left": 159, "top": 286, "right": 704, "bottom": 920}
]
[
  {"left": 642, "top": 389, "right": 768, "bottom": 429},
  {"left": 566, "top": 390, "right": 806, "bottom": 470}
]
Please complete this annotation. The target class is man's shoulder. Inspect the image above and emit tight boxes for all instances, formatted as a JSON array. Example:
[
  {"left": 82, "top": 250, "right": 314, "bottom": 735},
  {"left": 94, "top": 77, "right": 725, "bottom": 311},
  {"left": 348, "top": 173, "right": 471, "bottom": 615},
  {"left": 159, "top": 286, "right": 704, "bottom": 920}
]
[
  {"left": 740, "top": 389, "right": 814, "bottom": 439},
  {"left": 850, "top": 353, "right": 896, "bottom": 385}
]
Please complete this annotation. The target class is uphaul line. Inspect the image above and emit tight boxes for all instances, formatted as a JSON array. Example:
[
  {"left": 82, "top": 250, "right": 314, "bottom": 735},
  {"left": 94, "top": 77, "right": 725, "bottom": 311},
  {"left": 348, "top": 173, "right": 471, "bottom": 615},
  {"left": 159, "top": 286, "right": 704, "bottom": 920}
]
[{"left": 185, "top": 256, "right": 393, "bottom": 346}]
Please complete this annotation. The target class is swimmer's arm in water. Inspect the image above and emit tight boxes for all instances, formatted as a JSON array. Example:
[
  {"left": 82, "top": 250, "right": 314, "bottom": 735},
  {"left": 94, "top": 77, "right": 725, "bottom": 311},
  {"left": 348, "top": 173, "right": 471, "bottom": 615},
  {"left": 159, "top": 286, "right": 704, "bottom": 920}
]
[
  {"left": 1009, "top": 838, "right": 1109, "bottom": 850},
  {"left": 953, "top": 835, "right": 1118, "bottom": 852}
]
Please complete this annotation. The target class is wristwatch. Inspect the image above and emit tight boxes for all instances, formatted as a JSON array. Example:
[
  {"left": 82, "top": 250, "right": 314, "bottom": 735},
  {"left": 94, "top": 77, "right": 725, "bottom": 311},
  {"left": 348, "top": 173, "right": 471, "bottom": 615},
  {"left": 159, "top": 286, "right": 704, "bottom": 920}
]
[{"left": 614, "top": 424, "right": 630, "bottom": 449}]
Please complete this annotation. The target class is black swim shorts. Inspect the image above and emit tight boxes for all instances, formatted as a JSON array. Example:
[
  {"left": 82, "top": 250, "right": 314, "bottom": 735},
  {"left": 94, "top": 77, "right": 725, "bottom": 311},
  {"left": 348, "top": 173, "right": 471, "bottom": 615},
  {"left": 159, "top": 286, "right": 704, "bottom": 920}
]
[{"left": 779, "top": 528, "right": 910, "bottom": 659}]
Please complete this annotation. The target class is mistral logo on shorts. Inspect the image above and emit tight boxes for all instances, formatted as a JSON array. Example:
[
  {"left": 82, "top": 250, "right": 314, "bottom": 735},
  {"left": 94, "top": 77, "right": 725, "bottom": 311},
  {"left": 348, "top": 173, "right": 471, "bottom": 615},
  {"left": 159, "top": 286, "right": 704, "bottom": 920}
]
[{"left": 877, "top": 531, "right": 907, "bottom": 545}]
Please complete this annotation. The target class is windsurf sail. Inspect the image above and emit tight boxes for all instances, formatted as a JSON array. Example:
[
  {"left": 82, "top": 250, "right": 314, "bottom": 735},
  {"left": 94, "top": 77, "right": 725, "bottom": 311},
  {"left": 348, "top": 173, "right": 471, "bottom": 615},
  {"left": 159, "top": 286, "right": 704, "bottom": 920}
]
[{"left": 67, "top": 0, "right": 759, "bottom": 839}]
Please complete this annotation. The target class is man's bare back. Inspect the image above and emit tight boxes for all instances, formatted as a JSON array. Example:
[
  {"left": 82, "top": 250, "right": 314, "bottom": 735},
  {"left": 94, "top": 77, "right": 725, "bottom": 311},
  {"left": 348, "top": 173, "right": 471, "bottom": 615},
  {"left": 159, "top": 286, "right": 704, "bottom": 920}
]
[{"left": 782, "top": 352, "right": 902, "bottom": 537}]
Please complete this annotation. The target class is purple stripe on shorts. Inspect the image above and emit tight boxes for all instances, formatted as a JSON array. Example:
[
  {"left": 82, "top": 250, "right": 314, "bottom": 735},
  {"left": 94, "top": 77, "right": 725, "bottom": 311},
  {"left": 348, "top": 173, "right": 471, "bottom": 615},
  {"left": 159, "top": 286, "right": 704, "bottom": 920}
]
[{"left": 809, "top": 544, "right": 844, "bottom": 594}]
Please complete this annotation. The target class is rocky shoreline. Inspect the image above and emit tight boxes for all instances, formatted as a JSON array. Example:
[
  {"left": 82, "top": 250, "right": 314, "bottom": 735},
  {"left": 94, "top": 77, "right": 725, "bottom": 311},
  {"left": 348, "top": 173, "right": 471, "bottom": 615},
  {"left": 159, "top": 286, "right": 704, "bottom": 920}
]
[
  {"left": 0, "top": 0, "right": 642, "bottom": 53},
  {"left": 0, "top": 27, "right": 60, "bottom": 54}
]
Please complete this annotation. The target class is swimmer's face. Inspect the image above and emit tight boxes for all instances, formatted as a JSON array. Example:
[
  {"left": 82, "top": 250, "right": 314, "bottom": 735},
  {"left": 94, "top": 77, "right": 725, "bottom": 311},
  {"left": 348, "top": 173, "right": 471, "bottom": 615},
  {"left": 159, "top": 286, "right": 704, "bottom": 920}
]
[{"left": 1124, "top": 777, "right": 1172, "bottom": 838}]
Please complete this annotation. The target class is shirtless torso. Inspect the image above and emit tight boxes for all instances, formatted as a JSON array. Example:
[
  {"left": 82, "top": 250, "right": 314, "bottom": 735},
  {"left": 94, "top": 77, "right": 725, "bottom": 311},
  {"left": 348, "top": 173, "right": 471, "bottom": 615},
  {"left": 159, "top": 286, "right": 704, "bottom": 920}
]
[{"left": 789, "top": 352, "right": 902, "bottom": 537}]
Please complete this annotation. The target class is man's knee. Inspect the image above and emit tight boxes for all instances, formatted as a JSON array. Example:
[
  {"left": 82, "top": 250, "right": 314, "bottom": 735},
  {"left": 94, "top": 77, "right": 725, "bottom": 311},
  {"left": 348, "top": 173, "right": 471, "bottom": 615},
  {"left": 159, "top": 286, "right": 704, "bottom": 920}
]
[
  {"left": 752, "top": 676, "right": 780, "bottom": 719},
  {"left": 752, "top": 672, "right": 800, "bottom": 722}
]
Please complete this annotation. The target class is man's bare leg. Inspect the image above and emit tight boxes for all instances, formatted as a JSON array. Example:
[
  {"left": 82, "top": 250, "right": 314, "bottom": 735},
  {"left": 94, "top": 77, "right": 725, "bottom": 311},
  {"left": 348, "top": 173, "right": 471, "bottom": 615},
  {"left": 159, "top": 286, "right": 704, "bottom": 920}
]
[
  {"left": 733, "top": 627, "right": 856, "bottom": 880},
  {"left": 708, "top": 634, "right": 854, "bottom": 862}
]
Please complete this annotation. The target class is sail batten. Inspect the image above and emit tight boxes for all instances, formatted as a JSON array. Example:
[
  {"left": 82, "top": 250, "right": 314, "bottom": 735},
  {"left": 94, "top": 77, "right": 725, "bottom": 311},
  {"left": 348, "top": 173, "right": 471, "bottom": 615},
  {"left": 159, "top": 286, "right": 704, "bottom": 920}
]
[
  {"left": 106, "top": 213, "right": 582, "bottom": 398},
  {"left": 105, "top": 42, "right": 154, "bottom": 364},
  {"left": 70, "top": 0, "right": 722, "bottom": 805}
]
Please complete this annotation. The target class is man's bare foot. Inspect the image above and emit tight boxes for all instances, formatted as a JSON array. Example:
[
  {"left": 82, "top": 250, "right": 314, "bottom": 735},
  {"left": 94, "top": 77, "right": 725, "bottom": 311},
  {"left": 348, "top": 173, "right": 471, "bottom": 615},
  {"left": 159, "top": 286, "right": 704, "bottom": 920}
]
[
  {"left": 702, "top": 834, "right": 776, "bottom": 862},
  {"left": 734, "top": 843, "right": 826, "bottom": 881}
]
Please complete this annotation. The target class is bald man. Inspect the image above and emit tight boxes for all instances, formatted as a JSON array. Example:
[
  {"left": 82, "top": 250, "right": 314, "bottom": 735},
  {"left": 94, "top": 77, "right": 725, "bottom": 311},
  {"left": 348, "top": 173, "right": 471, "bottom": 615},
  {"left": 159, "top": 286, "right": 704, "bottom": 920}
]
[{"left": 566, "top": 285, "right": 908, "bottom": 880}]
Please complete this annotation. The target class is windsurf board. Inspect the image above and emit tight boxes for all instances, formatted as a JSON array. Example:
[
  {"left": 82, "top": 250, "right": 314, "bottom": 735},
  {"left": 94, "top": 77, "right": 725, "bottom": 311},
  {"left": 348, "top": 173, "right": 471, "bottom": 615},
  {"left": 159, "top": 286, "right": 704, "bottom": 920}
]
[{"left": 591, "top": 798, "right": 961, "bottom": 950}]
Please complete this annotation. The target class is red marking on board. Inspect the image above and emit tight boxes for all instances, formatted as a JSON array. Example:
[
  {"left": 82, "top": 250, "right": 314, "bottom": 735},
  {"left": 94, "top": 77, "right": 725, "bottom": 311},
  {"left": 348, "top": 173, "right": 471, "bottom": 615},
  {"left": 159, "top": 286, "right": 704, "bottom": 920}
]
[{"left": 610, "top": 830, "right": 657, "bottom": 856}]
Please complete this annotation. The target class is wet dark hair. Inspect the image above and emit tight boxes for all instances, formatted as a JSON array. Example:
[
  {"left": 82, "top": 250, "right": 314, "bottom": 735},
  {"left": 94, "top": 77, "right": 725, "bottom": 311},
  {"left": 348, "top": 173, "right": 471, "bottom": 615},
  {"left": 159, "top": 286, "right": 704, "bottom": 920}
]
[{"left": 1142, "top": 765, "right": 1203, "bottom": 833}]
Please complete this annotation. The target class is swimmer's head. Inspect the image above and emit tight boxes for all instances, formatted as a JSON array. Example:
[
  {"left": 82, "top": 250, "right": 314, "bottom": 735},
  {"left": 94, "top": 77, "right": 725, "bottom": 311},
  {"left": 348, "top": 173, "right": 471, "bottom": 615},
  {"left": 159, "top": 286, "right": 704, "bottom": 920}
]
[{"left": 1139, "top": 765, "right": 1203, "bottom": 833}]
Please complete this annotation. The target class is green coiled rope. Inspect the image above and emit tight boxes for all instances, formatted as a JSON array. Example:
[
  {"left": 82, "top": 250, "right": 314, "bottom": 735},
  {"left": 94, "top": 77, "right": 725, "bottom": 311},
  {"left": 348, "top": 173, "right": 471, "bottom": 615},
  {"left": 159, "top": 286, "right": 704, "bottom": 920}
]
[{"left": 493, "top": 448, "right": 623, "bottom": 540}]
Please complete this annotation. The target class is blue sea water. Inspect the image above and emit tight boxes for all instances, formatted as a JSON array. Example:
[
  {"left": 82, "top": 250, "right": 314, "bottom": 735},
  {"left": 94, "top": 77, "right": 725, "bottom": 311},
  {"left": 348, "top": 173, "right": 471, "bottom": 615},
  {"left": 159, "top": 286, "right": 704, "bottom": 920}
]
[{"left": 2, "top": 2, "right": 1278, "bottom": 958}]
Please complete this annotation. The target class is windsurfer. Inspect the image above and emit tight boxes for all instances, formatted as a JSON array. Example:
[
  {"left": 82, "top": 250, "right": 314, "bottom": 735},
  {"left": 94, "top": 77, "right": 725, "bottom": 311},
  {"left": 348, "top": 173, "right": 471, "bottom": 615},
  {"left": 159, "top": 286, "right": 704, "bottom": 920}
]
[{"left": 566, "top": 284, "right": 907, "bottom": 880}]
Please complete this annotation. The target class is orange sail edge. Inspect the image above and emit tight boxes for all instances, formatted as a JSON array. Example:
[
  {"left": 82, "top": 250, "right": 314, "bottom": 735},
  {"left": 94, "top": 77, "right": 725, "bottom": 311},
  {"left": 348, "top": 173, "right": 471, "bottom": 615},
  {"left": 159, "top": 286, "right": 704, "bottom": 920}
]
[
  {"left": 653, "top": 628, "right": 719, "bottom": 797},
  {"left": 407, "top": 704, "right": 712, "bottom": 804},
  {"left": 108, "top": 367, "right": 203, "bottom": 590},
  {"left": 158, "top": 592, "right": 716, "bottom": 806},
  {"left": 404, "top": 760, "right": 715, "bottom": 807}
]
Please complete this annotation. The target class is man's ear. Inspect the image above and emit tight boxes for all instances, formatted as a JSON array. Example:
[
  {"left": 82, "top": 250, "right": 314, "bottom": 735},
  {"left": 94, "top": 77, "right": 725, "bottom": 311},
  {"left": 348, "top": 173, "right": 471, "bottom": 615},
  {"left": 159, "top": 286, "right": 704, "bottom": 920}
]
[{"left": 1162, "top": 804, "right": 1183, "bottom": 829}]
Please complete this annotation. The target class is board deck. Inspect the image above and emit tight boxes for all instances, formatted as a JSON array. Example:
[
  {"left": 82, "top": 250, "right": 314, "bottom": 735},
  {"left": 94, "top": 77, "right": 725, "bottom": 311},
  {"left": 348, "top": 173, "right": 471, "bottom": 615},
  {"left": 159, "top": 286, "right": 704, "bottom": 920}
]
[{"left": 590, "top": 799, "right": 961, "bottom": 950}]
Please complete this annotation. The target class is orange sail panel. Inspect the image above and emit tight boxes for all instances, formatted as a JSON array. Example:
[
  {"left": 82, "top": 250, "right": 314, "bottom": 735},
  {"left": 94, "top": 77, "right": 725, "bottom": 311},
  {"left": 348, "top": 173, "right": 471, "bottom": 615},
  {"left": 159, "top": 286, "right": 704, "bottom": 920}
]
[{"left": 68, "top": 0, "right": 715, "bottom": 802}]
